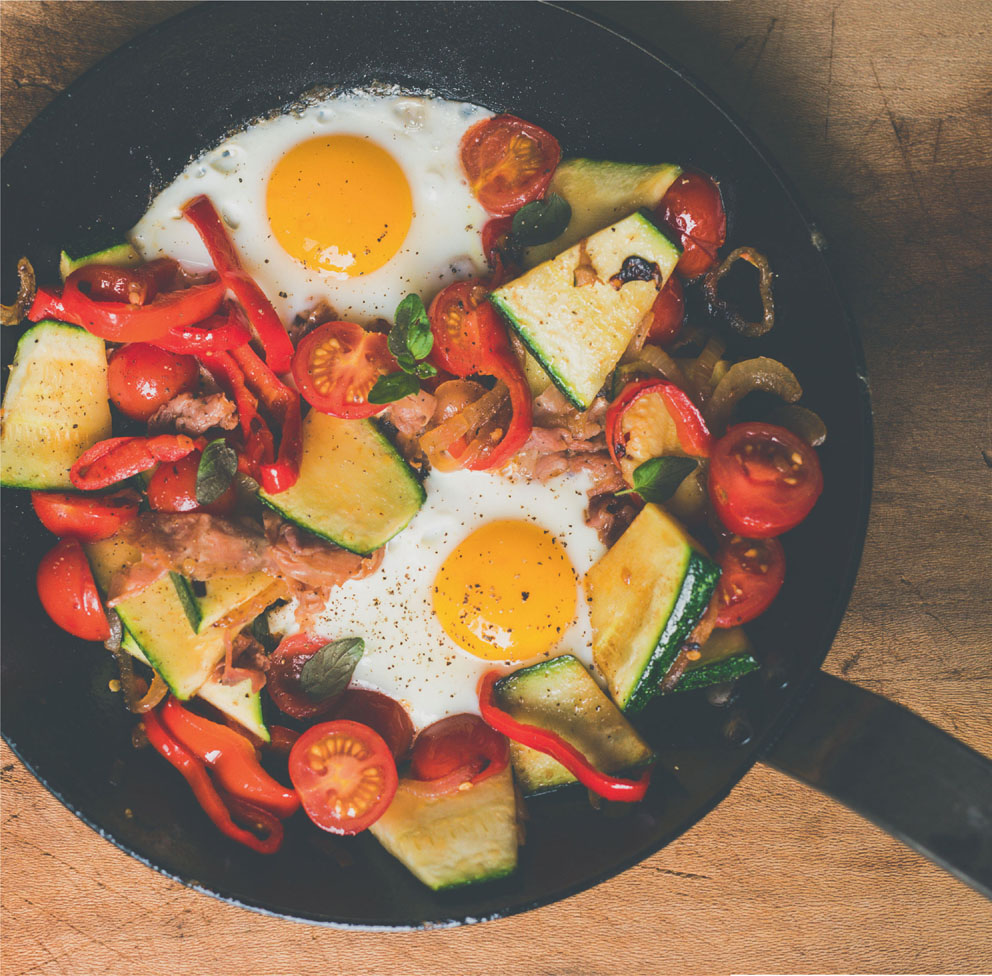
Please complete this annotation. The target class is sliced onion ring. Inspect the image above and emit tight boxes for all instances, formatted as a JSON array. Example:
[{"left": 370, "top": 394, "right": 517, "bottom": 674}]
[
  {"left": 419, "top": 382, "right": 508, "bottom": 457},
  {"left": 634, "top": 343, "right": 692, "bottom": 391},
  {"left": 704, "top": 356, "right": 802, "bottom": 435},
  {"left": 702, "top": 246, "right": 775, "bottom": 338},
  {"left": 767, "top": 403, "right": 827, "bottom": 446},
  {"left": 1, "top": 257, "right": 37, "bottom": 326}
]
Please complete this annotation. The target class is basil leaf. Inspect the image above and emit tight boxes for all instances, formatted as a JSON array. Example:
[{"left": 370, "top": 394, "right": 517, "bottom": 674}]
[
  {"left": 299, "top": 637, "right": 365, "bottom": 703},
  {"left": 408, "top": 360, "right": 437, "bottom": 379},
  {"left": 368, "top": 370, "right": 421, "bottom": 404},
  {"left": 510, "top": 194, "right": 572, "bottom": 247},
  {"left": 395, "top": 293, "right": 433, "bottom": 361},
  {"left": 617, "top": 456, "right": 698, "bottom": 504},
  {"left": 195, "top": 438, "right": 238, "bottom": 505}
]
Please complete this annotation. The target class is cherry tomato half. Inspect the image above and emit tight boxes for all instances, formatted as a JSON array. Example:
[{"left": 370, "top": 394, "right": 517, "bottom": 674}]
[
  {"left": 460, "top": 114, "right": 561, "bottom": 217},
  {"left": 31, "top": 488, "right": 140, "bottom": 541},
  {"left": 36, "top": 537, "right": 110, "bottom": 641},
  {"left": 714, "top": 536, "right": 786, "bottom": 628},
  {"left": 267, "top": 634, "right": 341, "bottom": 720},
  {"left": 107, "top": 342, "right": 199, "bottom": 422},
  {"left": 409, "top": 713, "right": 509, "bottom": 785},
  {"left": 708, "top": 423, "right": 823, "bottom": 538},
  {"left": 289, "top": 720, "right": 398, "bottom": 835},
  {"left": 647, "top": 274, "right": 685, "bottom": 345},
  {"left": 292, "top": 321, "right": 396, "bottom": 419},
  {"left": 427, "top": 280, "right": 492, "bottom": 377},
  {"left": 658, "top": 170, "right": 727, "bottom": 279},
  {"left": 331, "top": 689, "right": 414, "bottom": 761},
  {"left": 146, "top": 451, "right": 236, "bottom": 515}
]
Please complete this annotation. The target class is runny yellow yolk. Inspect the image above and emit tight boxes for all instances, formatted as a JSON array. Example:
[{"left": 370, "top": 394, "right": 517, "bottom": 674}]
[
  {"left": 266, "top": 135, "right": 412, "bottom": 277},
  {"left": 432, "top": 520, "right": 577, "bottom": 662}
]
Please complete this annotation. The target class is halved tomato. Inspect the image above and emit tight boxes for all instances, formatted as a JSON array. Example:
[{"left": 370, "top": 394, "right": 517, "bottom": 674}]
[
  {"left": 267, "top": 633, "right": 340, "bottom": 720},
  {"left": 714, "top": 535, "right": 786, "bottom": 628},
  {"left": 646, "top": 274, "right": 685, "bottom": 345},
  {"left": 106, "top": 342, "right": 199, "bottom": 421},
  {"left": 708, "top": 423, "right": 823, "bottom": 538},
  {"left": 292, "top": 320, "right": 396, "bottom": 419},
  {"left": 409, "top": 713, "right": 508, "bottom": 786},
  {"left": 31, "top": 489, "right": 140, "bottom": 541},
  {"left": 36, "top": 538, "right": 110, "bottom": 641},
  {"left": 289, "top": 720, "right": 398, "bottom": 834},
  {"left": 658, "top": 170, "right": 727, "bottom": 279},
  {"left": 460, "top": 114, "right": 561, "bottom": 217},
  {"left": 331, "top": 689, "right": 414, "bottom": 760},
  {"left": 146, "top": 451, "right": 236, "bottom": 516}
]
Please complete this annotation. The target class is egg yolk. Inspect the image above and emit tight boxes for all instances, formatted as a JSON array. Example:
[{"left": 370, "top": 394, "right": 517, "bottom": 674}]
[
  {"left": 432, "top": 520, "right": 577, "bottom": 662},
  {"left": 266, "top": 135, "right": 412, "bottom": 277}
]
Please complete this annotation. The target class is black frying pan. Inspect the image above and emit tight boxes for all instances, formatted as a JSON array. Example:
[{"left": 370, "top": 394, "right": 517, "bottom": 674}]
[{"left": 2, "top": 2, "right": 989, "bottom": 927}]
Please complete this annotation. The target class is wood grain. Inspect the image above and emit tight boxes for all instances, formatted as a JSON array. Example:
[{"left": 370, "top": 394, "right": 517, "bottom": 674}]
[{"left": 2, "top": 1, "right": 991, "bottom": 973}]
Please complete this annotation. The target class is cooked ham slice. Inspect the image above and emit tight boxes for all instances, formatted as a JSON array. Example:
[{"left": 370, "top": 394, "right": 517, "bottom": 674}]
[{"left": 148, "top": 391, "right": 238, "bottom": 435}]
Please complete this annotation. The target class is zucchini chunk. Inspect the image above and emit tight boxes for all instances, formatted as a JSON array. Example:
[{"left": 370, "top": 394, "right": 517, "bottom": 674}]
[
  {"left": 60, "top": 241, "right": 141, "bottom": 281},
  {"left": 197, "top": 672, "right": 270, "bottom": 743},
  {"left": 524, "top": 158, "right": 682, "bottom": 267},
  {"left": 491, "top": 212, "right": 681, "bottom": 410},
  {"left": 370, "top": 765, "right": 519, "bottom": 891},
  {"left": 259, "top": 410, "right": 425, "bottom": 555},
  {"left": 585, "top": 504, "right": 721, "bottom": 713},
  {"left": 194, "top": 572, "right": 275, "bottom": 633},
  {"left": 0, "top": 321, "right": 112, "bottom": 489},
  {"left": 494, "top": 654, "right": 655, "bottom": 795},
  {"left": 671, "top": 626, "right": 759, "bottom": 693}
]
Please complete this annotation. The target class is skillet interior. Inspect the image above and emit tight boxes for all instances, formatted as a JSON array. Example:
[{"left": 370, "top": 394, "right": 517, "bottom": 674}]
[{"left": 0, "top": 1, "right": 871, "bottom": 927}]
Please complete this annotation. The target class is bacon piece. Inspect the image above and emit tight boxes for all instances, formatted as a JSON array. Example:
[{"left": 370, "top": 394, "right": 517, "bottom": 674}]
[{"left": 148, "top": 391, "right": 238, "bottom": 436}]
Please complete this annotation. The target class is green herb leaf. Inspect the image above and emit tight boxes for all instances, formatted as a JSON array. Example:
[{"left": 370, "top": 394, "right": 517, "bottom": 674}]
[
  {"left": 617, "top": 456, "right": 698, "bottom": 504},
  {"left": 299, "top": 637, "right": 365, "bottom": 703},
  {"left": 368, "top": 370, "right": 422, "bottom": 404},
  {"left": 510, "top": 194, "right": 572, "bottom": 247},
  {"left": 394, "top": 293, "right": 433, "bottom": 361},
  {"left": 195, "top": 438, "right": 238, "bottom": 505}
]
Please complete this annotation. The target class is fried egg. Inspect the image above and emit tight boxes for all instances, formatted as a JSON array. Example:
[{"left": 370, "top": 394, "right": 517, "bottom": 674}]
[
  {"left": 270, "top": 467, "right": 603, "bottom": 731},
  {"left": 130, "top": 90, "right": 492, "bottom": 324}
]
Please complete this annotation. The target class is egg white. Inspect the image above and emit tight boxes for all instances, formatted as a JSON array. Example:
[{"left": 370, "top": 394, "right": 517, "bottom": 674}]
[
  {"left": 269, "top": 467, "right": 604, "bottom": 731},
  {"left": 129, "top": 90, "right": 492, "bottom": 325}
]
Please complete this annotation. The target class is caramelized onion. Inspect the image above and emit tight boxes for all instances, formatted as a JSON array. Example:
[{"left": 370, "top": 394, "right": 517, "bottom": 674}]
[
  {"left": 702, "top": 246, "right": 775, "bottom": 338},
  {"left": 419, "top": 382, "right": 508, "bottom": 457},
  {"left": 131, "top": 672, "right": 168, "bottom": 713},
  {"left": 704, "top": 357, "right": 802, "bottom": 435},
  {"left": 621, "top": 309, "right": 656, "bottom": 363},
  {"left": 767, "top": 403, "right": 827, "bottom": 446},
  {"left": 685, "top": 335, "right": 726, "bottom": 400},
  {"left": 1, "top": 257, "right": 36, "bottom": 326},
  {"left": 634, "top": 343, "right": 692, "bottom": 391}
]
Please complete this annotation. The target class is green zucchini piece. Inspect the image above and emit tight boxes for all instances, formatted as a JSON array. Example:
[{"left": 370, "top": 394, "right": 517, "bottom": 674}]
[
  {"left": 370, "top": 766, "right": 519, "bottom": 890},
  {"left": 491, "top": 211, "right": 681, "bottom": 410},
  {"left": 524, "top": 158, "right": 682, "bottom": 267},
  {"left": 0, "top": 321, "right": 112, "bottom": 489},
  {"left": 494, "top": 654, "right": 655, "bottom": 795},
  {"left": 672, "top": 626, "right": 759, "bottom": 693},
  {"left": 585, "top": 503, "right": 721, "bottom": 713},
  {"left": 194, "top": 572, "right": 275, "bottom": 633},
  {"left": 197, "top": 672, "right": 270, "bottom": 742},
  {"left": 259, "top": 411, "right": 425, "bottom": 555},
  {"left": 59, "top": 241, "right": 141, "bottom": 281},
  {"left": 85, "top": 537, "right": 225, "bottom": 700}
]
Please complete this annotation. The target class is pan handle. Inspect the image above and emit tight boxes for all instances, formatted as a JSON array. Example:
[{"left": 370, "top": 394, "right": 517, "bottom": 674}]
[{"left": 762, "top": 670, "right": 992, "bottom": 898}]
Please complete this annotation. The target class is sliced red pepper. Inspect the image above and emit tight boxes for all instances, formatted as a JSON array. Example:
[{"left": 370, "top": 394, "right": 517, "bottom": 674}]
[
  {"left": 606, "top": 378, "right": 713, "bottom": 470},
  {"left": 160, "top": 697, "right": 299, "bottom": 820},
  {"left": 142, "top": 708, "right": 283, "bottom": 854},
  {"left": 37, "top": 270, "right": 227, "bottom": 344},
  {"left": 70, "top": 434, "right": 195, "bottom": 491},
  {"left": 183, "top": 195, "right": 294, "bottom": 374},
  {"left": 481, "top": 216, "right": 519, "bottom": 287},
  {"left": 478, "top": 671, "right": 653, "bottom": 802},
  {"left": 73, "top": 258, "right": 179, "bottom": 305},
  {"left": 152, "top": 302, "right": 253, "bottom": 355},
  {"left": 200, "top": 349, "right": 259, "bottom": 439}
]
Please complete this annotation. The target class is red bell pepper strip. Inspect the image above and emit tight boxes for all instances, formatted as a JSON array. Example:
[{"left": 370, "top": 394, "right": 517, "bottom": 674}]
[
  {"left": 606, "top": 378, "right": 713, "bottom": 469},
  {"left": 218, "top": 791, "right": 284, "bottom": 855},
  {"left": 228, "top": 344, "right": 303, "bottom": 493},
  {"left": 478, "top": 671, "right": 653, "bottom": 802},
  {"left": 200, "top": 350, "right": 260, "bottom": 439},
  {"left": 70, "top": 434, "right": 195, "bottom": 490},
  {"left": 160, "top": 697, "right": 300, "bottom": 820},
  {"left": 32, "top": 269, "right": 227, "bottom": 344},
  {"left": 142, "top": 708, "right": 284, "bottom": 854},
  {"left": 182, "top": 195, "right": 294, "bottom": 374},
  {"left": 152, "top": 302, "right": 253, "bottom": 355}
]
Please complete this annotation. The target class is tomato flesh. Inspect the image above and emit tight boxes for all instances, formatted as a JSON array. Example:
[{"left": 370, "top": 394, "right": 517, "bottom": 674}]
[
  {"left": 292, "top": 321, "right": 395, "bottom": 419},
  {"left": 428, "top": 280, "right": 492, "bottom": 377},
  {"left": 647, "top": 274, "right": 685, "bottom": 345},
  {"left": 31, "top": 489, "right": 139, "bottom": 541},
  {"left": 658, "top": 170, "right": 727, "bottom": 279},
  {"left": 714, "top": 536, "right": 786, "bottom": 627},
  {"left": 146, "top": 451, "right": 236, "bottom": 515},
  {"left": 331, "top": 689, "right": 414, "bottom": 760},
  {"left": 289, "top": 720, "right": 398, "bottom": 834},
  {"left": 708, "top": 423, "right": 823, "bottom": 538},
  {"left": 409, "top": 713, "right": 508, "bottom": 785},
  {"left": 267, "top": 634, "right": 341, "bottom": 720},
  {"left": 36, "top": 537, "right": 110, "bottom": 641},
  {"left": 460, "top": 114, "right": 561, "bottom": 217},
  {"left": 107, "top": 342, "right": 199, "bottom": 421}
]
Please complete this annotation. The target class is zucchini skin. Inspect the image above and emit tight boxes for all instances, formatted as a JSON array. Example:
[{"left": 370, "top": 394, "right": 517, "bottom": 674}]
[
  {"left": 673, "top": 652, "right": 760, "bottom": 693},
  {"left": 625, "top": 551, "right": 722, "bottom": 714}
]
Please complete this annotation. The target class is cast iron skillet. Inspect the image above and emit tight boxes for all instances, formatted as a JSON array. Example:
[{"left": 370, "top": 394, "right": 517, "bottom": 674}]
[{"left": 2, "top": 2, "right": 989, "bottom": 927}]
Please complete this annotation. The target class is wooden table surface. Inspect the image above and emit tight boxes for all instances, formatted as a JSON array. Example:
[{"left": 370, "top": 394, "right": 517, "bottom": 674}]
[{"left": 2, "top": 2, "right": 990, "bottom": 973}]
